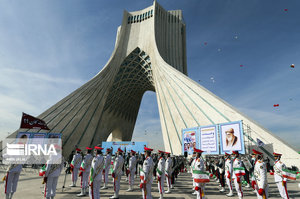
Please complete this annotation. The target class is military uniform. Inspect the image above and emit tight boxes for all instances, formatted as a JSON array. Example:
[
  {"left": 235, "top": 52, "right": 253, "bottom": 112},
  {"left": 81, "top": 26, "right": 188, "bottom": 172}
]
[
  {"left": 156, "top": 151, "right": 166, "bottom": 199},
  {"left": 191, "top": 157, "right": 197, "bottom": 194},
  {"left": 127, "top": 150, "right": 137, "bottom": 191},
  {"left": 250, "top": 156, "right": 257, "bottom": 191},
  {"left": 78, "top": 148, "right": 93, "bottom": 196},
  {"left": 89, "top": 146, "right": 104, "bottom": 199},
  {"left": 217, "top": 157, "right": 226, "bottom": 192},
  {"left": 140, "top": 147, "right": 154, "bottom": 199},
  {"left": 111, "top": 149, "right": 124, "bottom": 198},
  {"left": 4, "top": 164, "right": 22, "bottom": 199},
  {"left": 44, "top": 154, "right": 64, "bottom": 199},
  {"left": 102, "top": 149, "right": 112, "bottom": 189},
  {"left": 70, "top": 148, "right": 82, "bottom": 187},
  {"left": 224, "top": 153, "right": 233, "bottom": 196},
  {"left": 273, "top": 152, "right": 289, "bottom": 199},
  {"left": 254, "top": 160, "right": 268, "bottom": 199},
  {"left": 165, "top": 154, "right": 173, "bottom": 193},
  {"left": 232, "top": 152, "right": 244, "bottom": 199},
  {"left": 192, "top": 148, "right": 207, "bottom": 199}
]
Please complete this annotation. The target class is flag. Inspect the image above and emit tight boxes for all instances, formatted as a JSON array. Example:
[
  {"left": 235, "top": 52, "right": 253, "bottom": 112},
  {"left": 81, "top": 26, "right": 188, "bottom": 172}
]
[
  {"left": 79, "top": 161, "right": 85, "bottom": 171},
  {"left": 282, "top": 169, "right": 297, "bottom": 180},
  {"left": 233, "top": 167, "right": 246, "bottom": 176},
  {"left": 156, "top": 168, "right": 163, "bottom": 176},
  {"left": 89, "top": 167, "right": 94, "bottom": 183},
  {"left": 193, "top": 170, "right": 210, "bottom": 183},
  {"left": 20, "top": 112, "right": 49, "bottom": 130},
  {"left": 39, "top": 164, "right": 46, "bottom": 176},
  {"left": 256, "top": 138, "right": 265, "bottom": 147}
]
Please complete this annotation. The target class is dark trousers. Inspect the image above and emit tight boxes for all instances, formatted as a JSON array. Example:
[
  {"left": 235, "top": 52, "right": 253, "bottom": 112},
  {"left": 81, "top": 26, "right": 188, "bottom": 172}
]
[
  {"left": 219, "top": 172, "right": 225, "bottom": 187},
  {"left": 244, "top": 169, "right": 250, "bottom": 184}
]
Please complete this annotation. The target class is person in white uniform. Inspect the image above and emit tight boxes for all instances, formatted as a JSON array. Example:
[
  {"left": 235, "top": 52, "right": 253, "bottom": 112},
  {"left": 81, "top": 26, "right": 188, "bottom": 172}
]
[
  {"left": 156, "top": 150, "right": 166, "bottom": 199},
  {"left": 127, "top": 150, "right": 137, "bottom": 192},
  {"left": 224, "top": 152, "right": 234, "bottom": 197},
  {"left": 192, "top": 148, "right": 207, "bottom": 199},
  {"left": 252, "top": 149, "right": 268, "bottom": 199},
  {"left": 140, "top": 147, "right": 154, "bottom": 199},
  {"left": 44, "top": 146, "right": 64, "bottom": 199},
  {"left": 89, "top": 146, "right": 104, "bottom": 199},
  {"left": 190, "top": 152, "right": 197, "bottom": 195},
  {"left": 165, "top": 152, "right": 173, "bottom": 193},
  {"left": 70, "top": 148, "right": 82, "bottom": 187},
  {"left": 110, "top": 148, "right": 124, "bottom": 199},
  {"left": 273, "top": 152, "right": 290, "bottom": 199},
  {"left": 231, "top": 151, "right": 244, "bottom": 199},
  {"left": 77, "top": 147, "right": 93, "bottom": 197},
  {"left": 101, "top": 148, "right": 112, "bottom": 189},
  {"left": 4, "top": 164, "right": 22, "bottom": 199}
]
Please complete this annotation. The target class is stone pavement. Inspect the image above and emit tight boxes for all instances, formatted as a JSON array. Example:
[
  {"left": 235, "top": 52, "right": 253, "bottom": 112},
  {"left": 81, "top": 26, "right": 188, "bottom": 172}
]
[{"left": 0, "top": 168, "right": 299, "bottom": 199}]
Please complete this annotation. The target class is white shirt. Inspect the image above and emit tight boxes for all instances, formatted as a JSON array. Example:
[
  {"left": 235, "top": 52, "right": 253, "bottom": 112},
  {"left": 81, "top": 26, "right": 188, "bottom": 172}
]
[
  {"left": 71, "top": 153, "right": 82, "bottom": 168},
  {"left": 193, "top": 157, "right": 205, "bottom": 172},
  {"left": 105, "top": 154, "right": 112, "bottom": 171},
  {"left": 81, "top": 153, "right": 93, "bottom": 172},
  {"left": 113, "top": 155, "right": 124, "bottom": 176},
  {"left": 90, "top": 154, "right": 104, "bottom": 181},
  {"left": 129, "top": 156, "right": 137, "bottom": 171},
  {"left": 7, "top": 164, "right": 22, "bottom": 173},
  {"left": 141, "top": 155, "right": 154, "bottom": 183},
  {"left": 232, "top": 157, "right": 243, "bottom": 179},
  {"left": 156, "top": 157, "right": 165, "bottom": 177},
  {"left": 274, "top": 160, "right": 287, "bottom": 182},
  {"left": 225, "top": 158, "right": 232, "bottom": 177},
  {"left": 254, "top": 160, "right": 268, "bottom": 189},
  {"left": 45, "top": 154, "right": 64, "bottom": 177},
  {"left": 165, "top": 157, "right": 173, "bottom": 175}
]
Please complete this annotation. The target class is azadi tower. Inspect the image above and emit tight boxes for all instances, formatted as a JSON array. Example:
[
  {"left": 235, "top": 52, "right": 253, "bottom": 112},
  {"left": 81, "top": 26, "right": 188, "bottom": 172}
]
[{"left": 6, "top": 1, "right": 300, "bottom": 166}]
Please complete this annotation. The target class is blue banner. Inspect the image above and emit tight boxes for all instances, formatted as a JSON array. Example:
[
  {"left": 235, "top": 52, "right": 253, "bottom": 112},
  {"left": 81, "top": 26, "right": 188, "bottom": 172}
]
[
  {"left": 182, "top": 127, "right": 199, "bottom": 155},
  {"left": 101, "top": 141, "right": 147, "bottom": 154},
  {"left": 17, "top": 132, "right": 62, "bottom": 139}
]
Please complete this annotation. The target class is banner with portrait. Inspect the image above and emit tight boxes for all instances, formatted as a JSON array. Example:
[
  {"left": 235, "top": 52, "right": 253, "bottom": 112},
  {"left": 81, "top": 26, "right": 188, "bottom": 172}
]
[
  {"left": 199, "top": 125, "right": 219, "bottom": 154},
  {"left": 16, "top": 132, "right": 61, "bottom": 145},
  {"left": 182, "top": 127, "right": 198, "bottom": 155},
  {"left": 219, "top": 120, "right": 245, "bottom": 154}
]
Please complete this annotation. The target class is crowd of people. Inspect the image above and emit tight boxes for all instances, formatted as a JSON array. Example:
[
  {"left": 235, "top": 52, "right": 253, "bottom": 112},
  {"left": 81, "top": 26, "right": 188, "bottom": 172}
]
[
  {"left": 190, "top": 149, "right": 293, "bottom": 199},
  {"left": 2, "top": 145, "right": 297, "bottom": 199}
]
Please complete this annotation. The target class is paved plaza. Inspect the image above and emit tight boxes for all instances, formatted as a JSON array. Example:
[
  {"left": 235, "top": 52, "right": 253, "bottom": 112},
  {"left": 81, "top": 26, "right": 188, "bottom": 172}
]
[{"left": 0, "top": 167, "right": 299, "bottom": 199}]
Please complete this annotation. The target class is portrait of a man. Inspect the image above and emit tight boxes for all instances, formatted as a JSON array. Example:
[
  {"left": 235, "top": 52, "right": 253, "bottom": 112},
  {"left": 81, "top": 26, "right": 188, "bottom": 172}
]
[
  {"left": 225, "top": 128, "right": 238, "bottom": 147},
  {"left": 220, "top": 121, "right": 245, "bottom": 154}
]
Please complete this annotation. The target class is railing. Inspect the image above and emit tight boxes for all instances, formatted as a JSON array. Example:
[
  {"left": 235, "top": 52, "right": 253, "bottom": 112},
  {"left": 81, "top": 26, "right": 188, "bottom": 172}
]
[{"left": 242, "top": 123, "right": 275, "bottom": 161}]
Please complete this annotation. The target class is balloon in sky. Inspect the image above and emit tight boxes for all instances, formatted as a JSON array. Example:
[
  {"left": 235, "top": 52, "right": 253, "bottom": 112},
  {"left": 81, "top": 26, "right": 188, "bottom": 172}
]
[{"left": 290, "top": 64, "right": 295, "bottom": 68}]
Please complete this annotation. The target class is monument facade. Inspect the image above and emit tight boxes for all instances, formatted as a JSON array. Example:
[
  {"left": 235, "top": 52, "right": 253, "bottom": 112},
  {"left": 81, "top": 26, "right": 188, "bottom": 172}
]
[{"left": 6, "top": 1, "right": 299, "bottom": 166}]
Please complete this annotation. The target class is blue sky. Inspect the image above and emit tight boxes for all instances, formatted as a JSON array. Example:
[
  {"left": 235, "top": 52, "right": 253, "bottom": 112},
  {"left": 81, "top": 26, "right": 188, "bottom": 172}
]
[{"left": 0, "top": 0, "right": 299, "bottom": 151}]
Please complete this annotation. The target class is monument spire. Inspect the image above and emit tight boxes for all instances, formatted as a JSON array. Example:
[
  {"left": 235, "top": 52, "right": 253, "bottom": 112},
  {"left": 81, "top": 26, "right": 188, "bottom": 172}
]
[{"left": 5, "top": 2, "right": 300, "bottom": 166}]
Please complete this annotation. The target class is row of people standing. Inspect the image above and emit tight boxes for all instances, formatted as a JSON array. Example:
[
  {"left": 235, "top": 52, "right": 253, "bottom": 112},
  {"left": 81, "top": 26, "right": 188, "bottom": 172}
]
[
  {"left": 67, "top": 146, "right": 182, "bottom": 199},
  {"left": 195, "top": 149, "right": 291, "bottom": 199}
]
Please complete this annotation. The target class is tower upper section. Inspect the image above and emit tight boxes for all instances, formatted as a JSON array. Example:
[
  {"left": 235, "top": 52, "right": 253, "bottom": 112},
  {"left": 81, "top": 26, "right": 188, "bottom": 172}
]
[{"left": 119, "top": 1, "right": 187, "bottom": 75}]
